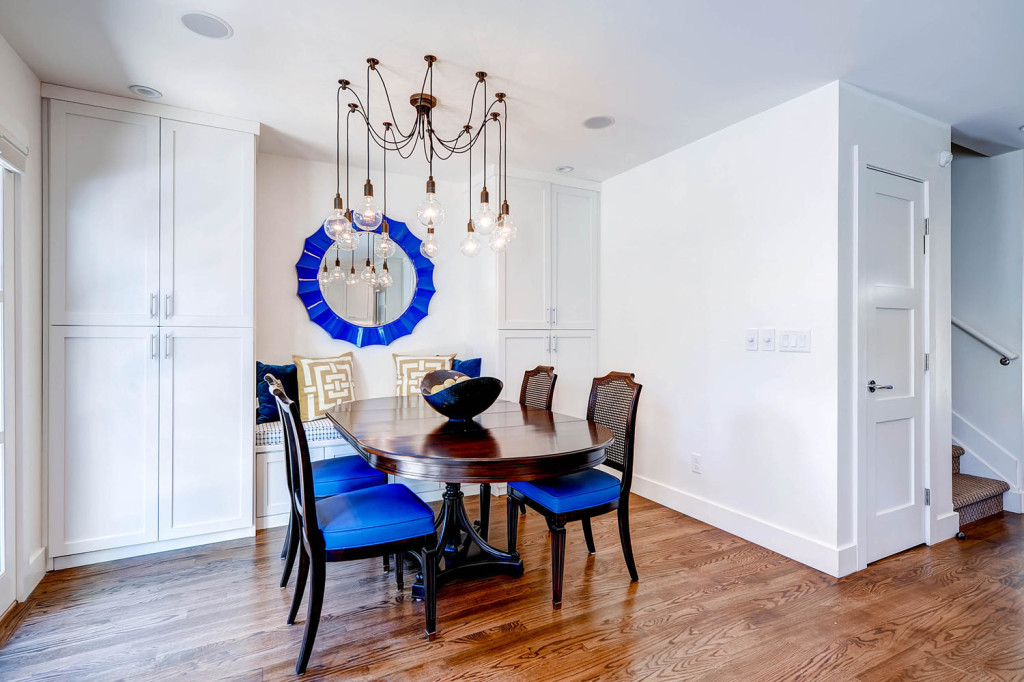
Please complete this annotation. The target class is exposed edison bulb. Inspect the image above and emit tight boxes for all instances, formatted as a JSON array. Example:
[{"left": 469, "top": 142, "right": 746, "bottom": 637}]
[
  {"left": 374, "top": 233, "right": 397, "bottom": 259},
  {"left": 360, "top": 259, "right": 375, "bottom": 283},
  {"left": 353, "top": 180, "right": 383, "bottom": 231},
  {"left": 323, "top": 195, "right": 353, "bottom": 241},
  {"left": 317, "top": 262, "right": 331, "bottom": 285},
  {"left": 345, "top": 266, "right": 358, "bottom": 286},
  {"left": 416, "top": 176, "right": 446, "bottom": 227},
  {"left": 472, "top": 190, "right": 497, "bottom": 235},
  {"left": 488, "top": 229, "right": 509, "bottom": 252},
  {"left": 420, "top": 228, "right": 440, "bottom": 260}
]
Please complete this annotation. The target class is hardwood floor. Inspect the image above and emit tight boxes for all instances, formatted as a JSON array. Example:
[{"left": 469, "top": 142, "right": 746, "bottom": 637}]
[{"left": 1, "top": 495, "right": 1022, "bottom": 680}]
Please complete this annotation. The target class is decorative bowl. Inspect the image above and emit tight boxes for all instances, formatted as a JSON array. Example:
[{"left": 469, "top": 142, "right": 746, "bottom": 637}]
[{"left": 420, "top": 369, "right": 503, "bottom": 422}]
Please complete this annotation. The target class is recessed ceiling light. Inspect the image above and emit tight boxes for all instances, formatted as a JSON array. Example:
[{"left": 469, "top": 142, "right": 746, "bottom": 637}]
[
  {"left": 583, "top": 116, "right": 615, "bottom": 130},
  {"left": 556, "top": 165, "right": 575, "bottom": 174},
  {"left": 180, "top": 11, "right": 234, "bottom": 39},
  {"left": 128, "top": 85, "right": 162, "bottom": 99}
]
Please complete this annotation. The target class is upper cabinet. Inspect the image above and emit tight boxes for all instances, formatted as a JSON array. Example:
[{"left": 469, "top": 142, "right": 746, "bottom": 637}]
[
  {"left": 160, "top": 120, "right": 254, "bottom": 327},
  {"left": 49, "top": 102, "right": 255, "bottom": 327},
  {"left": 48, "top": 102, "right": 161, "bottom": 326},
  {"left": 498, "top": 178, "right": 598, "bottom": 330}
]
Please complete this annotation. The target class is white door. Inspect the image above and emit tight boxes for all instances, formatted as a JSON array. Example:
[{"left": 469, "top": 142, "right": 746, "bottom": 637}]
[
  {"left": 48, "top": 101, "right": 161, "bottom": 326},
  {"left": 551, "top": 185, "right": 598, "bottom": 330},
  {"left": 498, "top": 178, "right": 551, "bottom": 329},
  {"left": 160, "top": 120, "right": 254, "bottom": 327},
  {"left": 0, "top": 170, "right": 16, "bottom": 608},
  {"left": 861, "top": 168, "right": 927, "bottom": 563},
  {"left": 159, "top": 327, "right": 253, "bottom": 540},
  {"left": 498, "top": 330, "right": 551, "bottom": 403},
  {"left": 551, "top": 330, "right": 597, "bottom": 418},
  {"left": 48, "top": 327, "right": 161, "bottom": 556}
]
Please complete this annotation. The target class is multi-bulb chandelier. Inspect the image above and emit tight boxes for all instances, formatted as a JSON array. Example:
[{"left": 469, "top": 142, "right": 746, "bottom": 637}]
[{"left": 321, "top": 54, "right": 515, "bottom": 292}]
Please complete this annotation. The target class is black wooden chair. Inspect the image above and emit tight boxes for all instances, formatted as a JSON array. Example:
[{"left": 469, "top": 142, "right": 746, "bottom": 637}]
[
  {"left": 269, "top": 377, "right": 439, "bottom": 674},
  {"left": 477, "top": 366, "right": 558, "bottom": 538},
  {"left": 266, "top": 375, "right": 388, "bottom": 589},
  {"left": 506, "top": 371, "right": 641, "bottom": 605}
]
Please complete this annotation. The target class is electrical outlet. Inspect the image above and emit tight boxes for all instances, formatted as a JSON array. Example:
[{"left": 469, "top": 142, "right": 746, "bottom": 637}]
[
  {"left": 691, "top": 453, "right": 703, "bottom": 474},
  {"left": 745, "top": 329, "right": 758, "bottom": 351},
  {"left": 759, "top": 328, "right": 776, "bottom": 351}
]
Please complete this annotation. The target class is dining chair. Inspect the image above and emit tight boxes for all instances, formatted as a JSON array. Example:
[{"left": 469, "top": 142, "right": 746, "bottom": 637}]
[
  {"left": 266, "top": 375, "right": 389, "bottom": 589},
  {"left": 477, "top": 366, "right": 558, "bottom": 540},
  {"left": 269, "top": 379, "right": 439, "bottom": 674},
  {"left": 506, "top": 371, "right": 642, "bottom": 605}
]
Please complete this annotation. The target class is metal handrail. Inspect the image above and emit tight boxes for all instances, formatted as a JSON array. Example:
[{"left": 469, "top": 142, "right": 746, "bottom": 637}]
[{"left": 952, "top": 317, "right": 1020, "bottom": 366}]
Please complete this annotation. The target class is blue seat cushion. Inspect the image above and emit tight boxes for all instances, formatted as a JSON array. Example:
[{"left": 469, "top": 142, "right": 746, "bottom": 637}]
[
  {"left": 312, "top": 456, "right": 386, "bottom": 498},
  {"left": 315, "top": 484, "right": 436, "bottom": 550},
  {"left": 510, "top": 469, "right": 621, "bottom": 514}
]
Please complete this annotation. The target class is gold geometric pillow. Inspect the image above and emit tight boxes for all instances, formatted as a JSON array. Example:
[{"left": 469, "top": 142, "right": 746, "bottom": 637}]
[
  {"left": 292, "top": 353, "right": 356, "bottom": 422},
  {"left": 394, "top": 353, "right": 455, "bottom": 396}
]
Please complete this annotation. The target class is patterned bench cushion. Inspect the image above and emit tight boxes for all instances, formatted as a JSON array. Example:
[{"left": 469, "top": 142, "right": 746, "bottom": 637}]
[{"left": 255, "top": 418, "right": 346, "bottom": 448}]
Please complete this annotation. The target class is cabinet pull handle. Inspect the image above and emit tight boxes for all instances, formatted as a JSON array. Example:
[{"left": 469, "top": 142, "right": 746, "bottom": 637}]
[
  {"left": 164, "top": 294, "right": 173, "bottom": 319},
  {"left": 150, "top": 334, "right": 157, "bottom": 359},
  {"left": 164, "top": 333, "right": 172, "bottom": 359},
  {"left": 150, "top": 293, "right": 158, "bottom": 318}
]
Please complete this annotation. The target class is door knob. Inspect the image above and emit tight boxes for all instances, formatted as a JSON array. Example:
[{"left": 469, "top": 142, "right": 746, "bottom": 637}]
[{"left": 867, "top": 380, "right": 893, "bottom": 393}]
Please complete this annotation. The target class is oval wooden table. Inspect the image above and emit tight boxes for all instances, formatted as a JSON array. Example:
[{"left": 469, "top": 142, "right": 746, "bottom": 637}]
[{"left": 324, "top": 396, "right": 614, "bottom": 597}]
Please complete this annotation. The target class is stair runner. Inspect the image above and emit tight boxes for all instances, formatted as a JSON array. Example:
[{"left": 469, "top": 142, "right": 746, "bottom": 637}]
[{"left": 952, "top": 444, "right": 1010, "bottom": 528}]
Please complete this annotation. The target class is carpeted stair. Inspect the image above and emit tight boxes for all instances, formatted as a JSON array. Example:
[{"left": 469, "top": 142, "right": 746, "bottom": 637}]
[{"left": 952, "top": 444, "right": 1010, "bottom": 532}]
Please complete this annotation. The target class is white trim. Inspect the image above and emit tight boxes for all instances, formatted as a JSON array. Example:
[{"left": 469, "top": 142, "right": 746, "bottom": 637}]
[
  {"left": 631, "top": 474, "right": 850, "bottom": 577},
  {"left": 50, "top": 526, "right": 255, "bottom": 570},
  {"left": 41, "top": 84, "right": 260, "bottom": 136}
]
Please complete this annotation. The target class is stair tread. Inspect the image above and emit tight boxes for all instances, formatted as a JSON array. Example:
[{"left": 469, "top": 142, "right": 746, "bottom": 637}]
[{"left": 952, "top": 473, "right": 1010, "bottom": 510}]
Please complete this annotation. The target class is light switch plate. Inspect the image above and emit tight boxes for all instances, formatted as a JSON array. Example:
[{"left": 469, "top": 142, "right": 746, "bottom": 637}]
[
  {"left": 759, "top": 328, "right": 775, "bottom": 351},
  {"left": 779, "top": 329, "right": 811, "bottom": 353},
  {"left": 745, "top": 329, "right": 758, "bottom": 351}
]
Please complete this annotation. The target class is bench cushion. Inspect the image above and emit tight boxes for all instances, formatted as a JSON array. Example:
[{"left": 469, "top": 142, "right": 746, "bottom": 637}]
[
  {"left": 256, "top": 418, "right": 345, "bottom": 448},
  {"left": 316, "top": 484, "right": 436, "bottom": 550}
]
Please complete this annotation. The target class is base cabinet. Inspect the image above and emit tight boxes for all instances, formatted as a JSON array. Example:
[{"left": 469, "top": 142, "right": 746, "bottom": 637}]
[{"left": 498, "top": 329, "right": 596, "bottom": 419}]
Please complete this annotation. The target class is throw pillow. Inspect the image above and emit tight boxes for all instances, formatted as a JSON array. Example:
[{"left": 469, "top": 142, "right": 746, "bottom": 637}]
[
  {"left": 394, "top": 353, "right": 455, "bottom": 396},
  {"left": 453, "top": 357, "right": 482, "bottom": 378},
  {"left": 255, "top": 361, "right": 299, "bottom": 424},
  {"left": 292, "top": 353, "right": 357, "bottom": 422}
]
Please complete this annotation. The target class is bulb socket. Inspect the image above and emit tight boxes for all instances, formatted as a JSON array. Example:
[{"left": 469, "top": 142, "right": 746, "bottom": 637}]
[
  {"left": 333, "top": 193, "right": 343, "bottom": 210},
  {"left": 480, "top": 187, "right": 490, "bottom": 204},
  {"left": 364, "top": 179, "right": 374, "bottom": 197},
  {"left": 426, "top": 176, "right": 436, "bottom": 195}
]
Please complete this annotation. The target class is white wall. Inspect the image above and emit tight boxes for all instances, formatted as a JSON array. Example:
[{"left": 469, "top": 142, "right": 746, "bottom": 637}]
[
  {"left": 0, "top": 32, "right": 45, "bottom": 599},
  {"left": 837, "top": 84, "right": 955, "bottom": 570},
  {"left": 599, "top": 84, "right": 843, "bottom": 574},
  {"left": 950, "top": 149, "right": 1023, "bottom": 506},
  {"left": 255, "top": 153, "right": 498, "bottom": 398}
]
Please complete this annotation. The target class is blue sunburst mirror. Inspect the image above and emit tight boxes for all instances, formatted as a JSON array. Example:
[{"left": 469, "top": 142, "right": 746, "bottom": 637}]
[{"left": 295, "top": 217, "right": 436, "bottom": 347}]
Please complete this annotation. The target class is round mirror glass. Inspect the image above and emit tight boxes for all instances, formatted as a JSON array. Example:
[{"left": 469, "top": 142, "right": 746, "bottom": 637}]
[{"left": 318, "top": 244, "right": 417, "bottom": 327}]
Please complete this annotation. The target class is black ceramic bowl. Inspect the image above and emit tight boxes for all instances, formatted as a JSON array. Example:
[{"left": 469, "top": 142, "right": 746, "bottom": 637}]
[{"left": 420, "top": 369, "right": 504, "bottom": 422}]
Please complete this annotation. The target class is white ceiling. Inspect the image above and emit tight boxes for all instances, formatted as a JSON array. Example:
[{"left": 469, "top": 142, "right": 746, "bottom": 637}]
[{"left": 1, "top": 0, "right": 1023, "bottom": 181}]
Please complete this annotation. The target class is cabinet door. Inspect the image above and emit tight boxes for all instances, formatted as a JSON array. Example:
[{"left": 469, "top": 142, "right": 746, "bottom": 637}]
[
  {"left": 48, "top": 327, "right": 160, "bottom": 556},
  {"left": 49, "top": 102, "right": 160, "bottom": 326},
  {"left": 159, "top": 327, "right": 254, "bottom": 539},
  {"left": 498, "top": 178, "right": 551, "bottom": 329},
  {"left": 551, "top": 185, "right": 598, "bottom": 330},
  {"left": 498, "top": 330, "right": 552, "bottom": 403},
  {"left": 550, "top": 330, "right": 597, "bottom": 419},
  {"left": 160, "top": 120, "right": 254, "bottom": 327}
]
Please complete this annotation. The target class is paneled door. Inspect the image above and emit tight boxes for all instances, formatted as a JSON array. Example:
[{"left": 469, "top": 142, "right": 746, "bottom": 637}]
[
  {"left": 48, "top": 327, "right": 160, "bottom": 556},
  {"left": 551, "top": 185, "right": 598, "bottom": 330},
  {"left": 49, "top": 101, "right": 160, "bottom": 326},
  {"left": 160, "top": 120, "right": 254, "bottom": 327},
  {"left": 861, "top": 168, "right": 927, "bottom": 564},
  {"left": 498, "top": 178, "right": 551, "bottom": 329},
  {"left": 158, "top": 327, "right": 254, "bottom": 540},
  {"left": 550, "top": 331, "right": 597, "bottom": 419}
]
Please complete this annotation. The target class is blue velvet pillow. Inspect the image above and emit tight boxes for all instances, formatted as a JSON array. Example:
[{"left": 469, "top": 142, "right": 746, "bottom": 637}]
[
  {"left": 453, "top": 357, "right": 482, "bottom": 378},
  {"left": 256, "top": 361, "right": 299, "bottom": 424}
]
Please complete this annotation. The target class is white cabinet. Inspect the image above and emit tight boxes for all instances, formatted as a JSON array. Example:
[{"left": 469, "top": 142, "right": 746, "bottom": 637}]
[
  {"left": 159, "top": 328, "right": 254, "bottom": 539},
  {"left": 160, "top": 120, "right": 254, "bottom": 327},
  {"left": 48, "top": 102, "right": 161, "bottom": 326},
  {"left": 48, "top": 327, "right": 161, "bottom": 556},
  {"left": 498, "top": 180, "right": 598, "bottom": 330},
  {"left": 498, "top": 329, "right": 596, "bottom": 419}
]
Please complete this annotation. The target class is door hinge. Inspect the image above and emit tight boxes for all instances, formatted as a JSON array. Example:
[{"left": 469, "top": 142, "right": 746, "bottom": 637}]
[
  {"left": 924, "top": 353, "right": 930, "bottom": 371},
  {"left": 925, "top": 488, "right": 931, "bottom": 506}
]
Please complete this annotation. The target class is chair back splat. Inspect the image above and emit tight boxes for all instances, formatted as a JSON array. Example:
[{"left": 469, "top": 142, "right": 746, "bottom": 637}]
[
  {"left": 520, "top": 365, "right": 558, "bottom": 410},
  {"left": 586, "top": 372, "right": 642, "bottom": 495}
]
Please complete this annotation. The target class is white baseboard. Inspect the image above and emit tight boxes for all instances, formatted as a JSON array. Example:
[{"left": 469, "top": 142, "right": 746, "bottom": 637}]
[
  {"left": 50, "top": 527, "right": 256, "bottom": 570},
  {"left": 631, "top": 475, "right": 850, "bottom": 577}
]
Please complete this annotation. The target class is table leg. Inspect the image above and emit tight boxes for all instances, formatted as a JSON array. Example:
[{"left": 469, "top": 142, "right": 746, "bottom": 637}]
[{"left": 412, "top": 483, "right": 523, "bottom": 600}]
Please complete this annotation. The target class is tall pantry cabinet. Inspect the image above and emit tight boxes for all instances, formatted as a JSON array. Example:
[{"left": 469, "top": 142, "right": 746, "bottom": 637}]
[{"left": 46, "top": 95, "right": 256, "bottom": 566}]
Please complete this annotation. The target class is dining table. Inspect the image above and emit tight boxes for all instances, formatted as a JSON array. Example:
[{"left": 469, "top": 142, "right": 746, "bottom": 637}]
[{"left": 324, "top": 396, "right": 615, "bottom": 598}]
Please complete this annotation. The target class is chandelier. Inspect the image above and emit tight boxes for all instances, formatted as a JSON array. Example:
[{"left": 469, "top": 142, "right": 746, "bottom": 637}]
[{"left": 322, "top": 54, "right": 515, "bottom": 284}]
